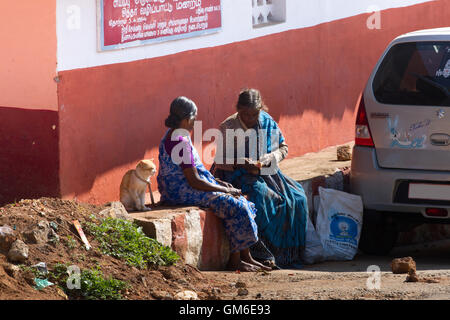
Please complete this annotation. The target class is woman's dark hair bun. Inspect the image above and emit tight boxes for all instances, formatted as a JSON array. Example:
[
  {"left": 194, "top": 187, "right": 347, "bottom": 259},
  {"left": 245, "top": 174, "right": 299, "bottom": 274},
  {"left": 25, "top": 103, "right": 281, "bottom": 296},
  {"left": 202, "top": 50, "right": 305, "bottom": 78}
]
[
  {"left": 165, "top": 96, "right": 198, "bottom": 128},
  {"left": 165, "top": 114, "right": 179, "bottom": 128}
]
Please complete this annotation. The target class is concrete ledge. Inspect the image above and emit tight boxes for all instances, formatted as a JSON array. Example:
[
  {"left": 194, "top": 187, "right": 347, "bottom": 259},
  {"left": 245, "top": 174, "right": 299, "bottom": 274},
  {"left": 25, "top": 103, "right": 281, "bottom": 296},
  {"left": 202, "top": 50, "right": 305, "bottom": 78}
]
[
  {"left": 131, "top": 167, "right": 349, "bottom": 271},
  {"left": 132, "top": 206, "right": 229, "bottom": 271}
]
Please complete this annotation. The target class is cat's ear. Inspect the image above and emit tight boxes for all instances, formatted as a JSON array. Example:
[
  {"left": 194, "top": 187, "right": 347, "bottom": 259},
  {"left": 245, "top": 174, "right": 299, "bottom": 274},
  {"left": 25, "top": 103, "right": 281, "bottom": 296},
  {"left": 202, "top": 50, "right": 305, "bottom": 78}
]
[{"left": 136, "top": 160, "right": 144, "bottom": 168}]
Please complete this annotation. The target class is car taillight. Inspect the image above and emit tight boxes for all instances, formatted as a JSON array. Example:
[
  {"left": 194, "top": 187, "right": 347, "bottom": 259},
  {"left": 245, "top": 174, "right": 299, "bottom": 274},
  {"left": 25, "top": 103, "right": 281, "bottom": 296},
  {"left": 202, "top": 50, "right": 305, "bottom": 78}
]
[
  {"left": 425, "top": 208, "right": 448, "bottom": 217},
  {"left": 355, "top": 95, "right": 375, "bottom": 147}
]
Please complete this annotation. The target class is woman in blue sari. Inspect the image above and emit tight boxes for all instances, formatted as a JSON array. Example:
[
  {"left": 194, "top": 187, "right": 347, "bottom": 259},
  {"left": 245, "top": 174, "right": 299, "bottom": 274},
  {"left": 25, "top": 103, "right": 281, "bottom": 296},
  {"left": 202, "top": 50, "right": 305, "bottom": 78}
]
[
  {"left": 157, "top": 96, "right": 271, "bottom": 272},
  {"left": 212, "top": 88, "right": 308, "bottom": 268}
]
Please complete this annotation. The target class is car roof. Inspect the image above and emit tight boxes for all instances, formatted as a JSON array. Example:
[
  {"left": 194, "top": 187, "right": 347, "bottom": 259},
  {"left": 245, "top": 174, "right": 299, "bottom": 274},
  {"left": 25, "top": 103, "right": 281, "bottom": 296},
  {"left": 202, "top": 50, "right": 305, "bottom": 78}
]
[{"left": 393, "top": 27, "right": 450, "bottom": 43}]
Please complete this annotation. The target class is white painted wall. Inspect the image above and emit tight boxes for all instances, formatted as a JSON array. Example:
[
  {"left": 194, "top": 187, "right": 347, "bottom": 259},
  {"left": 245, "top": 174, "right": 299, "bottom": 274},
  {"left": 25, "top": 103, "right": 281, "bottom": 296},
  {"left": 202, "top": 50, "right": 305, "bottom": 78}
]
[{"left": 56, "top": 0, "right": 435, "bottom": 71}]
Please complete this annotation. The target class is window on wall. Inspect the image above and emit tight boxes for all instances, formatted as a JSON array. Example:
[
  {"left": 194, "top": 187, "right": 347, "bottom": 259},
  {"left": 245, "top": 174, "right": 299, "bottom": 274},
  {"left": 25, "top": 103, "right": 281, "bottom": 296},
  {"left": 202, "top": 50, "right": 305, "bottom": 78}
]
[{"left": 252, "top": 0, "right": 286, "bottom": 28}]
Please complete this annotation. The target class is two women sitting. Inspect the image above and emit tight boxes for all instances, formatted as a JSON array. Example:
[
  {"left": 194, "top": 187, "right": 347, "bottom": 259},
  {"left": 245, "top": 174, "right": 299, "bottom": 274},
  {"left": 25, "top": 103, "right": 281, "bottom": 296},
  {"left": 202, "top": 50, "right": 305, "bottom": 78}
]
[{"left": 157, "top": 89, "right": 308, "bottom": 271}]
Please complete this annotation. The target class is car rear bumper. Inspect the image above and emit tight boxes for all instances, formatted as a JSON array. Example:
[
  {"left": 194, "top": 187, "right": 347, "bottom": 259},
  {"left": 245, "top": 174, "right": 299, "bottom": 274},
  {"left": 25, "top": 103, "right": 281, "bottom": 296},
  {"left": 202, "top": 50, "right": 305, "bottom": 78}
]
[{"left": 350, "top": 146, "right": 450, "bottom": 219}]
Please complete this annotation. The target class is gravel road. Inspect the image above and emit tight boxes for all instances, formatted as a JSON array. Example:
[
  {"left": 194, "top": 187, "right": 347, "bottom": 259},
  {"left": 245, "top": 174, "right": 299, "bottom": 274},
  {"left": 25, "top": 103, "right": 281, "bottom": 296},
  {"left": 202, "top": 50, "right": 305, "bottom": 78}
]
[{"left": 205, "top": 240, "right": 450, "bottom": 300}]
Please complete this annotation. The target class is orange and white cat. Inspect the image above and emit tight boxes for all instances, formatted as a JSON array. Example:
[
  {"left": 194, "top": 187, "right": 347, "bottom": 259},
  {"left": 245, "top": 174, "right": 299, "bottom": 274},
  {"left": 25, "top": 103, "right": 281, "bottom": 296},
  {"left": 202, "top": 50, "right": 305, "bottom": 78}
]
[{"left": 119, "top": 159, "right": 157, "bottom": 212}]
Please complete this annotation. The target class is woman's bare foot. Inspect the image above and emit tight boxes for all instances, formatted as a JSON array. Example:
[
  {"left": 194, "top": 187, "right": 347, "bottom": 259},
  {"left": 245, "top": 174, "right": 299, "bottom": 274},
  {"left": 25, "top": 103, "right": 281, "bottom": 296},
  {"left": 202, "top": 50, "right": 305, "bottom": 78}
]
[
  {"left": 240, "top": 249, "right": 272, "bottom": 271},
  {"left": 226, "top": 260, "right": 261, "bottom": 272},
  {"left": 227, "top": 251, "right": 264, "bottom": 272},
  {"left": 243, "top": 257, "right": 272, "bottom": 271}
]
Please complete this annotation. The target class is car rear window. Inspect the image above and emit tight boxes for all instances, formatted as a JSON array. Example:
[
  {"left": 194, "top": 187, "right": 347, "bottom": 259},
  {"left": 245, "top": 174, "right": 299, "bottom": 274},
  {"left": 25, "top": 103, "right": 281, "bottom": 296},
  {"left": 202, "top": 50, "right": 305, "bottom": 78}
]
[{"left": 373, "top": 41, "right": 450, "bottom": 106}]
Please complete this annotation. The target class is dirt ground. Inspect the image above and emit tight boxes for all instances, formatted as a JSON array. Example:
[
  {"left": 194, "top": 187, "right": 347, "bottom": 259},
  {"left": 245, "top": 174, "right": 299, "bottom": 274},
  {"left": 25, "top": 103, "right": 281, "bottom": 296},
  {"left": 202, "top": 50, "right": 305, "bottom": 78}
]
[
  {"left": 2, "top": 142, "right": 450, "bottom": 301},
  {"left": 2, "top": 206, "right": 449, "bottom": 302},
  {"left": 0, "top": 198, "right": 235, "bottom": 300},
  {"left": 206, "top": 243, "right": 450, "bottom": 300},
  {"left": 4, "top": 197, "right": 450, "bottom": 301},
  {"left": 213, "top": 141, "right": 450, "bottom": 301}
]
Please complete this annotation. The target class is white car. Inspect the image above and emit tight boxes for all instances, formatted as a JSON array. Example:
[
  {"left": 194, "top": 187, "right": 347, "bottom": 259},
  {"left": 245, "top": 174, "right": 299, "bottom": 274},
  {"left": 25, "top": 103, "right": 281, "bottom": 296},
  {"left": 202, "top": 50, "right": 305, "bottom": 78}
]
[{"left": 350, "top": 27, "right": 450, "bottom": 255}]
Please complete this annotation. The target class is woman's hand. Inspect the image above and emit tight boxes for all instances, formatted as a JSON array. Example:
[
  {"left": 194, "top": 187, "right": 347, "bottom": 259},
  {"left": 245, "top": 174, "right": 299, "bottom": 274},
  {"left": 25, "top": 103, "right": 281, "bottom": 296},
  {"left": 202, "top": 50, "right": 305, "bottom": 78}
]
[
  {"left": 225, "top": 187, "right": 242, "bottom": 197},
  {"left": 216, "top": 179, "right": 234, "bottom": 189},
  {"left": 183, "top": 167, "right": 243, "bottom": 197},
  {"left": 233, "top": 158, "right": 260, "bottom": 175},
  {"left": 243, "top": 158, "right": 261, "bottom": 175},
  {"left": 184, "top": 167, "right": 236, "bottom": 194}
]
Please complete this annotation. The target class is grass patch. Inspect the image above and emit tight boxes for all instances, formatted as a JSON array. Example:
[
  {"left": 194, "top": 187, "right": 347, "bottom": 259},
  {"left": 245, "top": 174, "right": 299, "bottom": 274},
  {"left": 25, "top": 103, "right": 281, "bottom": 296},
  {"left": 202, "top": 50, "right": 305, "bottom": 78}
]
[
  {"left": 85, "top": 217, "right": 179, "bottom": 269},
  {"left": 48, "top": 263, "right": 128, "bottom": 300},
  {"left": 64, "top": 235, "right": 78, "bottom": 250},
  {"left": 79, "top": 268, "right": 127, "bottom": 300}
]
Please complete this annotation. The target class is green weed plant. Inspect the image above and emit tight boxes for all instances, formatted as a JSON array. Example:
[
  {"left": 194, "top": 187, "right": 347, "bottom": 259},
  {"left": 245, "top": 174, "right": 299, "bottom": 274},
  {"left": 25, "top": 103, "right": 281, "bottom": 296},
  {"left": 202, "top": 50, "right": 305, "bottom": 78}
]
[
  {"left": 85, "top": 218, "right": 179, "bottom": 269},
  {"left": 49, "top": 263, "right": 127, "bottom": 300}
]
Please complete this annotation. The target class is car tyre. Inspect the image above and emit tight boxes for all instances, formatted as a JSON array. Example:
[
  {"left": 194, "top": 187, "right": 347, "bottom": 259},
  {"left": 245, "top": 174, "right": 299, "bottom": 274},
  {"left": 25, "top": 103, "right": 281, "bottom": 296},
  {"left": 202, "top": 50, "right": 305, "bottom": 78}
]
[{"left": 358, "top": 210, "right": 399, "bottom": 256}]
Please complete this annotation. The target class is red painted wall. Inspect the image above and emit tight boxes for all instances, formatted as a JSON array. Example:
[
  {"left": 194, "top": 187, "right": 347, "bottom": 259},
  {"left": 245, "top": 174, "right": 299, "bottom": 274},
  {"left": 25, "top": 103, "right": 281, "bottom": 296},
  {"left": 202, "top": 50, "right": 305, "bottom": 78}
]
[
  {"left": 0, "top": 107, "right": 59, "bottom": 206},
  {"left": 57, "top": 0, "right": 450, "bottom": 204},
  {"left": 0, "top": 1, "right": 58, "bottom": 205}
]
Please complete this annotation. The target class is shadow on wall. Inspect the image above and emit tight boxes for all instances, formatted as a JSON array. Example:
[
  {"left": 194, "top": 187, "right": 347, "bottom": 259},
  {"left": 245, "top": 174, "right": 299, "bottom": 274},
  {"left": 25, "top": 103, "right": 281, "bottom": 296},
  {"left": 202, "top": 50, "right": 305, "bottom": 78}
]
[
  {"left": 55, "top": 0, "right": 450, "bottom": 204},
  {"left": 56, "top": 17, "right": 364, "bottom": 203},
  {"left": 57, "top": 84, "right": 167, "bottom": 203},
  {"left": 0, "top": 107, "right": 59, "bottom": 206}
]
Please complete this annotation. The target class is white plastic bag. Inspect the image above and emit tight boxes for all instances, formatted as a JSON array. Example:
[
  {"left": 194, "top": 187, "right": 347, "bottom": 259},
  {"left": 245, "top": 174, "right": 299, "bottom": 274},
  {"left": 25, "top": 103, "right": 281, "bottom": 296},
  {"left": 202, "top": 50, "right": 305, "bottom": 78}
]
[
  {"left": 316, "top": 187, "right": 363, "bottom": 261},
  {"left": 300, "top": 216, "right": 326, "bottom": 265}
]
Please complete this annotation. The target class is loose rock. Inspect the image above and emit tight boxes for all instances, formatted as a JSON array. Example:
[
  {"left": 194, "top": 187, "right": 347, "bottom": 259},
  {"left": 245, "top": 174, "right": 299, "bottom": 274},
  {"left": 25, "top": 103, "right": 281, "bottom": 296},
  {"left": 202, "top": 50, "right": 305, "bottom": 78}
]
[
  {"left": 405, "top": 269, "right": 419, "bottom": 282},
  {"left": 99, "top": 201, "right": 133, "bottom": 221},
  {"left": 8, "top": 240, "right": 29, "bottom": 263},
  {"left": 3, "top": 263, "right": 21, "bottom": 278},
  {"left": 391, "top": 257, "right": 416, "bottom": 274},
  {"left": 337, "top": 145, "right": 352, "bottom": 161},
  {"left": 237, "top": 288, "right": 249, "bottom": 296},
  {"left": 405, "top": 269, "right": 441, "bottom": 283},
  {"left": 23, "top": 220, "right": 51, "bottom": 244},
  {"left": 202, "top": 287, "right": 222, "bottom": 299},
  {"left": 150, "top": 289, "right": 173, "bottom": 300},
  {"left": 175, "top": 290, "right": 198, "bottom": 300},
  {"left": 0, "top": 225, "right": 16, "bottom": 252},
  {"left": 140, "top": 276, "right": 148, "bottom": 288}
]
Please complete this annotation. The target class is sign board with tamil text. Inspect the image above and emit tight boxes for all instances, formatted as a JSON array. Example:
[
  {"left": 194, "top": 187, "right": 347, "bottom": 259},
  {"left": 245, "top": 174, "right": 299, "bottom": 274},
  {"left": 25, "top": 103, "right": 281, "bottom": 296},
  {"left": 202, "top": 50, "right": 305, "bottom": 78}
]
[{"left": 97, "top": 0, "right": 222, "bottom": 51}]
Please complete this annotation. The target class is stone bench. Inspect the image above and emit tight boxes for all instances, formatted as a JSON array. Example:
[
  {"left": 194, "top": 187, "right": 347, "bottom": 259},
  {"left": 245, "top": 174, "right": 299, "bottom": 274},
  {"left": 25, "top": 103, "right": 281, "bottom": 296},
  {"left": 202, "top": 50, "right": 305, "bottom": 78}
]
[
  {"left": 130, "top": 167, "right": 350, "bottom": 271},
  {"left": 132, "top": 206, "right": 229, "bottom": 271}
]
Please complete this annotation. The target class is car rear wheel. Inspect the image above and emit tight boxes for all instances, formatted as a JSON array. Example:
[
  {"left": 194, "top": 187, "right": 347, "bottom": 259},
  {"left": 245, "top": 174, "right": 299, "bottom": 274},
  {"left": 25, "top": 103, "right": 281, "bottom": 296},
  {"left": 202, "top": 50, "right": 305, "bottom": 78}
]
[{"left": 358, "top": 210, "right": 399, "bottom": 255}]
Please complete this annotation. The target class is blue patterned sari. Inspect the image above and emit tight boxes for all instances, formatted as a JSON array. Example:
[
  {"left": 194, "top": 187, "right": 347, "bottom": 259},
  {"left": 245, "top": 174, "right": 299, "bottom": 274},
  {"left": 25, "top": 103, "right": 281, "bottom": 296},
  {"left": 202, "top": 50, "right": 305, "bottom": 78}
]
[
  {"left": 157, "top": 129, "right": 259, "bottom": 253},
  {"left": 213, "top": 111, "right": 308, "bottom": 267}
]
